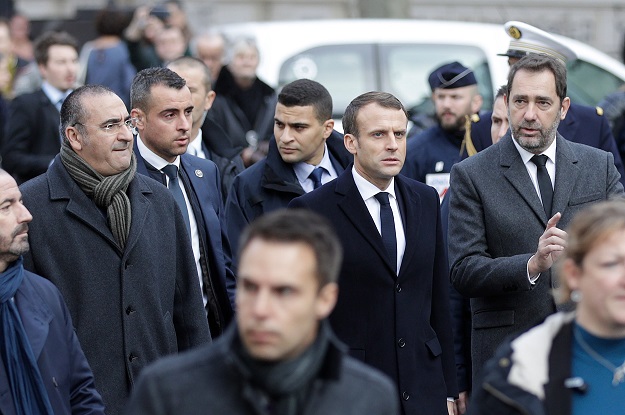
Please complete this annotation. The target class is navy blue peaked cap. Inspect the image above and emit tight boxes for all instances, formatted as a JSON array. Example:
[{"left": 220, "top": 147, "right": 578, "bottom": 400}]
[{"left": 428, "top": 61, "right": 477, "bottom": 91}]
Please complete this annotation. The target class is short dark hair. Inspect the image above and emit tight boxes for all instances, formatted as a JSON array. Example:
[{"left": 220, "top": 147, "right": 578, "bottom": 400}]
[
  {"left": 168, "top": 56, "right": 212, "bottom": 92},
  {"left": 507, "top": 54, "right": 567, "bottom": 103},
  {"left": 342, "top": 91, "right": 407, "bottom": 137},
  {"left": 278, "top": 79, "right": 333, "bottom": 123},
  {"left": 60, "top": 84, "right": 116, "bottom": 142},
  {"left": 238, "top": 209, "right": 343, "bottom": 288},
  {"left": 130, "top": 67, "right": 187, "bottom": 113},
  {"left": 33, "top": 31, "right": 78, "bottom": 66}
]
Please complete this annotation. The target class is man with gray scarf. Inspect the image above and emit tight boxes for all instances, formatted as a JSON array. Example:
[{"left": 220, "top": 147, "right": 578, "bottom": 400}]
[
  {"left": 19, "top": 84, "right": 210, "bottom": 415},
  {"left": 125, "top": 209, "right": 399, "bottom": 415}
]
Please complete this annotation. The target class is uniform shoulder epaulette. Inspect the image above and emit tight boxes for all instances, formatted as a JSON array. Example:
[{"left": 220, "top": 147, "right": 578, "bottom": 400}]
[{"left": 596, "top": 106, "right": 604, "bottom": 116}]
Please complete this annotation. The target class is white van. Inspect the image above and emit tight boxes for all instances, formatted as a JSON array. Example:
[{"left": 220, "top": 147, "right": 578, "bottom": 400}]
[{"left": 216, "top": 19, "right": 625, "bottom": 117}]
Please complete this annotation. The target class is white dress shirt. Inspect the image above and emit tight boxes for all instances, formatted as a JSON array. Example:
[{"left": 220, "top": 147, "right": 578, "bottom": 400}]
[
  {"left": 186, "top": 129, "right": 207, "bottom": 159},
  {"left": 137, "top": 136, "right": 206, "bottom": 306},
  {"left": 352, "top": 167, "right": 406, "bottom": 274},
  {"left": 511, "top": 134, "right": 557, "bottom": 284},
  {"left": 293, "top": 143, "right": 339, "bottom": 193}
]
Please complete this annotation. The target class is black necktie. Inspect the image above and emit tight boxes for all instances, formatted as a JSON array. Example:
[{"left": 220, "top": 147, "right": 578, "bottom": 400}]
[
  {"left": 374, "top": 192, "right": 397, "bottom": 269},
  {"left": 531, "top": 155, "right": 553, "bottom": 217},
  {"left": 308, "top": 167, "right": 325, "bottom": 190},
  {"left": 162, "top": 164, "right": 191, "bottom": 235}
]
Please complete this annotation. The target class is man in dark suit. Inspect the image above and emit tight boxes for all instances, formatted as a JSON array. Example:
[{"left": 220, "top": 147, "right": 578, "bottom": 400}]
[
  {"left": 131, "top": 67, "right": 236, "bottom": 331},
  {"left": 0, "top": 169, "right": 104, "bottom": 415},
  {"left": 2, "top": 31, "right": 78, "bottom": 183},
  {"left": 449, "top": 54, "right": 624, "bottom": 384},
  {"left": 290, "top": 92, "right": 457, "bottom": 415},
  {"left": 225, "top": 79, "right": 351, "bottom": 266},
  {"left": 20, "top": 84, "right": 210, "bottom": 414},
  {"left": 167, "top": 56, "right": 245, "bottom": 201}
]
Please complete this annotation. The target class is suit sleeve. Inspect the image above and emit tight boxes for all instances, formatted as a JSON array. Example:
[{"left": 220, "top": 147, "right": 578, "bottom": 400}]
[
  {"left": 605, "top": 151, "right": 625, "bottom": 198},
  {"left": 224, "top": 174, "right": 251, "bottom": 271},
  {"left": 597, "top": 114, "right": 625, "bottom": 187},
  {"left": 209, "top": 162, "right": 238, "bottom": 312},
  {"left": 427, "top": 186, "right": 459, "bottom": 399},
  {"left": 2, "top": 95, "right": 54, "bottom": 179},
  {"left": 448, "top": 163, "right": 534, "bottom": 298}
]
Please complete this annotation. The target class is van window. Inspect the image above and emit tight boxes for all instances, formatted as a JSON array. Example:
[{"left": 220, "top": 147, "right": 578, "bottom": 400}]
[
  {"left": 380, "top": 44, "right": 494, "bottom": 113},
  {"left": 567, "top": 59, "right": 624, "bottom": 106},
  {"left": 278, "top": 44, "right": 376, "bottom": 118}
]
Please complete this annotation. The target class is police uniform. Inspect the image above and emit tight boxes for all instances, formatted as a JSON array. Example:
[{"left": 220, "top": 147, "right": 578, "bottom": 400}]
[{"left": 402, "top": 61, "right": 479, "bottom": 198}]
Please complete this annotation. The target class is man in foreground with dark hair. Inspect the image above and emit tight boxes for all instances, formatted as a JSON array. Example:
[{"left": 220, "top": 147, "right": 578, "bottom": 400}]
[{"left": 125, "top": 209, "right": 399, "bottom": 415}]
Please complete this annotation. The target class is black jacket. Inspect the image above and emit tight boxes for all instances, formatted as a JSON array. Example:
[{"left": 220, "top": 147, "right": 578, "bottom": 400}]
[
  {"left": 208, "top": 66, "right": 277, "bottom": 149},
  {"left": 124, "top": 322, "right": 399, "bottom": 415},
  {"left": 225, "top": 130, "right": 351, "bottom": 267}
]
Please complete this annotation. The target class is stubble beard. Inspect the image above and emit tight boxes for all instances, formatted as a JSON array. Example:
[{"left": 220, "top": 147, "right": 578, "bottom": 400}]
[{"left": 512, "top": 110, "right": 561, "bottom": 154}]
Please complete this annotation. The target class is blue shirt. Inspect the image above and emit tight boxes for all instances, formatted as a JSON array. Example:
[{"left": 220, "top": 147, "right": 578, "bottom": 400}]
[{"left": 571, "top": 323, "right": 625, "bottom": 415}]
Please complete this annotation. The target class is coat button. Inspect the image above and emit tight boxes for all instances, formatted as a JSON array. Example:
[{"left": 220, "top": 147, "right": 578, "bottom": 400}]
[
  {"left": 126, "top": 306, "right": 135, "bottom": 315},
  {"left": 397, "top": 338, "right": 406, "bottom": 348},
  {"left": 402, "top": 391, "right": 410, "bottom": 401},
  {"left": 395, "top": 283, "right": 402, "bottom": 293},
  {"left": 128, "top": 354, "right": 138, "bottom": 362},
  {"left": 124, "top": 261, "right": 131, "bottom": 270}
]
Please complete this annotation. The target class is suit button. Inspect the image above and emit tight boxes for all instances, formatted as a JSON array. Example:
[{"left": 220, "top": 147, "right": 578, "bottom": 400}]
[
  {"left": 128, "top": 354, "right": 138, "bottom": 362},
  {"left": 397, "top": 338, "right": 406, "bottom": 348},
  {"left": 395, "top": 283, "right": 402, "bottom": 293},
  {"left": 124, "top": 261, "right": 131, "bottom": 270},
  {"left": 402, "top": 391, "right": 410, "bottom": 401},
  {"left": 126, "top": 306, "right": 135, "bottom": 315}
]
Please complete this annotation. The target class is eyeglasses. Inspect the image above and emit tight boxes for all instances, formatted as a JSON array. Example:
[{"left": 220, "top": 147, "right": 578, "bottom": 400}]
[{"left": 73, "top": 118, "right": 138, "bottom": 135}]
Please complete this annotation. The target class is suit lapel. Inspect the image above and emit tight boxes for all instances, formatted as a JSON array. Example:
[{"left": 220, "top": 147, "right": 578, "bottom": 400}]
[
  {"left": 47, "top": 161, "right": 120, "bottom": 249},
  {"left": 123, "top": 176, "right": 152, "bottom": 255},
  {"left": 396, "top": 178, "right": 420, "bottom": 277},
  {"left": 335, "top": 171, "right": 397, "bottom": 274},
  {"left": 552, "top": 135, "right": 580, "bottom": 216},
  {"left": 500, "top": 135, "right": 548, "bottom": 224}
]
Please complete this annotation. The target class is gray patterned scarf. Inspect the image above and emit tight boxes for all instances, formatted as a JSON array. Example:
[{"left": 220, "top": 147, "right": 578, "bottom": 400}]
[{"left": 60, "top": 139, "right": 136, "bottom": 248}]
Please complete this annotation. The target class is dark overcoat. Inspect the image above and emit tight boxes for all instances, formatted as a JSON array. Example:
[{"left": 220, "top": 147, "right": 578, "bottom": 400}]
[
  {"left": 289, "top": 171, "right": 458, "bottom": 415},
  {"left": 225, "top": 131, "right": 351, "bottom": 266},
  {"left": 20, "top": 156, "right": 210, "bottom": 415},
  {"left": 448, "top": 133, "right": 624, "bottom": 380}
]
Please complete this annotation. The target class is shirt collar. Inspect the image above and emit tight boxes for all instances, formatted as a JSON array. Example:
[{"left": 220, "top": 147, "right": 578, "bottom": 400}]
[
  {"left": 41, "top": 81, "right": 71, "bottom": 106},
  {"left": 351, "top": 166, "right": 396, "bottom": 201},
  {"left": 187, "top": 129, "right": 204, "bottom": 156},
  {"left": 511, "top": 133, "right": 557, "bottom": 165},
  {"left": 137, "top": 134, "right": 181, "bottom": 170},
  {"left": 293, "top": 143, "right": 332, "bottom": 183}
]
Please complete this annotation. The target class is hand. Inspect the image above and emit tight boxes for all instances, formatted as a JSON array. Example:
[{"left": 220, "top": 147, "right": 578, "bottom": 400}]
[
  {"left": 456, "top": 391, "right": 469, "bottom": 414},
  {"left": 447, "top": 400, "right": 457, "bottom": 415},
  {"left": 528, "top": 212, "right": 567, "bottom": 277}
]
